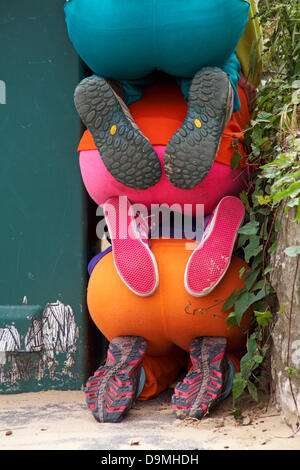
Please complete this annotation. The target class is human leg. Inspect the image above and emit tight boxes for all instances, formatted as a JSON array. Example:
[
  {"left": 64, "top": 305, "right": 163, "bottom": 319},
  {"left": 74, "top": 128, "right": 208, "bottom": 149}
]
[
  {"left": 176, "top": 50, "right": 241, "bottom": 113},
  {"left": 138, "top": 347, "right": 187, "bottom": 401}
]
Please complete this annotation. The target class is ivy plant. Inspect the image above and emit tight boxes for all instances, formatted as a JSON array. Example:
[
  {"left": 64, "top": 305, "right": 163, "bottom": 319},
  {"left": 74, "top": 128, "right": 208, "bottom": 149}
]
[{"left": 228, "top": 0, "right": 300, "bottom": 403}]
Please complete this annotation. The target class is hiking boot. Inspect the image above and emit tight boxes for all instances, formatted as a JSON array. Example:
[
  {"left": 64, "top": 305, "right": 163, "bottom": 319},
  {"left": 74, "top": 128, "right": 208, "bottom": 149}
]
[
  {"left": 85, "top": 336, "right": 147, "bottom": 423},
  {"left": 184, "top": 196, "right": 245, "bottom": 297},
  {"left": 74, "top": 75, "right": 161, "bottom": 189},
  {"left": 171, "top": 336, "right": 232, "bottom": 420},
  {"left": 164, "top": 67, "right": 233, "bottom": 189},
  {"left": 103, "top": 196, "right": 159, "bottom": 296}
]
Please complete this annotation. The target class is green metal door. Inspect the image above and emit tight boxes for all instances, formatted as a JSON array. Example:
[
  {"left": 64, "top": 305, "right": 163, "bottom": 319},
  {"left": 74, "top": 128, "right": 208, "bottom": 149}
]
[{"left": 0, "top": 0, "right": 102, "bottom": 393}]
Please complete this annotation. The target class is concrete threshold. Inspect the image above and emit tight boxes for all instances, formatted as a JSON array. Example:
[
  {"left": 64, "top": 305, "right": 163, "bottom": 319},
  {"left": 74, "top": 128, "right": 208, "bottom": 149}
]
[{"left": 0, "top": 389, "right": 300, "bottom": 451}]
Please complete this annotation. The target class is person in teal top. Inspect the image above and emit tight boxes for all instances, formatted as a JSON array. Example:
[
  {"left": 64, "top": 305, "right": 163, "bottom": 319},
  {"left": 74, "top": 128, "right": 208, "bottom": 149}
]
[{"left": 65, "top": 0, "right": 251, "bottom": 190}]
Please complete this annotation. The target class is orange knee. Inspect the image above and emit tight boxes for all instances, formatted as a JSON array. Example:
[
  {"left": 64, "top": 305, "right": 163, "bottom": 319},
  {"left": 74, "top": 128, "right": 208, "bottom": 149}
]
[{"left": 138, "top": 347, "right": 186, "bottom": 401}]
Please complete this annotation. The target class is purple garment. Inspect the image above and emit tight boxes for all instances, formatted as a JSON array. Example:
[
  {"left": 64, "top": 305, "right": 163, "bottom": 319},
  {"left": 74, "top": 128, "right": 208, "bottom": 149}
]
[{"left": 88, "top": 246, "right": 112, "bottom": 276}]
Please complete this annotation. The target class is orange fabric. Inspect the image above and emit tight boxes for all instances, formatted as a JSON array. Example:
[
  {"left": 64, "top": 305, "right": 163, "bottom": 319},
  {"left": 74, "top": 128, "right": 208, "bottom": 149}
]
[
  {"left": 78, "top": 128, "right": 97, "bottom": 153},
  {"left": 77, "top": 80, "right": 250, "bottom": 168},
  {"left": 87, "top": 238, "right": 250, "bottom": 365},
  {"left": 77, "top": 80, "right": 187, "bottom": 152},
  {"left": 139, "top": 350, "right": 241, "bottom": 401},
  {"left": 139, "top": 347, "right": 186, "bottom": 401},
  {"left": 87, "top": 239, "right": 250, "bottom": 400},
  {"left": 127, "top": 81, "right": 188, "bottom": 145}
]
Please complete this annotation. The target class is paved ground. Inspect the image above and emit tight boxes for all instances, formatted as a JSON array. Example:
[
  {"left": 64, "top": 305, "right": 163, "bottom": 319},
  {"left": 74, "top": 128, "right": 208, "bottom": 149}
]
[{"left": 0, "top": 388, "right": 300, "bottom": 451}]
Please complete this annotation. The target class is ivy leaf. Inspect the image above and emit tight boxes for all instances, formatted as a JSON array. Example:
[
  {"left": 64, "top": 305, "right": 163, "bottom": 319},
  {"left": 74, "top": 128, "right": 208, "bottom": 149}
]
[
  {"left": 239, "top": 267, "right": 246, "bottom": 279},
  {"left": 284, "top": 246, "right": 300, "bottom": 257},
  {"left": 292, "top": 88, "right": 300, "bottom": 105},
  {"left": 232, "top": 373, "right": 247, "bottom": 402},
  {"left": 268, "top": 239, "right": 278, "bottom": 254},
  {"left": 221, "top": 289, "right": 240, "bottom": 312},
  {"left": 244, "top": 269, "right": 260, "bottom": 290},
  {"left": 296, "top": 202, "right": 300, "bottom": 222},
  {"left": 275, "top": 217, "right": 282, "bottom": 233},
  {"left": 237, "top": 233, "right": 249, "bottom": 249},
  {"left": 253, "top": 354, "right": 264, "bottom": 364},
  {"left": 244, "top": 236, "right": 262, "bottom": 263},
  {"left": 239, "top": 190, "right": 251, "bottom": 213},
  {"left": 253, "top": 280, "right": 265, "bottom": 290},
  {"left": 229, "top": 408, "right": 244, "bottom": 423},
  {"left": 264, "top": 264, "right": 274, "bottom": 275},
  {"left": 234, "top": 292, "right": 257, "bottom": 325},
  {"left": 231, "top": 150, "right": 241, "bottom": 170},
  {"left": 291, "top": 79, "right": 300, "bottom": 89},
  {"left": 234, "top": 286, "right": 271, "bottom": 326},
  {"left": 247, "top": 381, "right": 259, "bottom": 402},
  {"left": 257, "top": 194, "right": 272, "bottom": 205},
  {"left": 251, "top": 126, "right": 263, "bottom": 157},
  {"left": 238, "top": 220, "right": 260, "bottom": 236},
  {"left": 273, "top": 181, "right": 300, "bottom": 203},
  {"left": 255, "top": 111, "right": 273, "bottom": 123},
  {"left": 226, "top": 312, "right": 238, "bottom": 328},
  {"left": 254, "top": 310, "right": 273, "bottom": 326},
  {"left": 277, "top": 304, "right": 287, "bottom": 315},
  {"left": 285, "top": 366, "right": 297, "bottom": 377},
  {"left": 287, "top": 197, "right": 299, "bottom": 208},
  {"left": 247, "top": 333, "right": 258, "bottom": 355},
  {"left": 240, "top": 333, "right": 260, "bottom": 380},
  {"left": 251, "top": 251, "right": 263, "bottom": 270},
  {"left": 255, "top": 286, "right": 272, "bottom": 301}
]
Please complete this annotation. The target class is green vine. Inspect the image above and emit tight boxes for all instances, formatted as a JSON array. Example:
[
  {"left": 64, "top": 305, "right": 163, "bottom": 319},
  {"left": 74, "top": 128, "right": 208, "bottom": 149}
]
[{"left": 228, "top": 0, "right": 300, "bottom": 403}]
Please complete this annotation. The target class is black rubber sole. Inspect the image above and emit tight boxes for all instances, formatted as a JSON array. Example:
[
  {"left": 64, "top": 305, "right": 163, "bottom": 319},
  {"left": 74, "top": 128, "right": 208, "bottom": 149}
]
[
  {"left": 171, "top": 336, "right": 228, "bottom": 420},
  {"left": 164, "top": 67, "right": 233, "bottom": 190},
  {"left": 74, "top": 75, "right": 161, "bottom": 190},
  {"left": 85, "top": 336, "right": 147, "bottom": 423}
]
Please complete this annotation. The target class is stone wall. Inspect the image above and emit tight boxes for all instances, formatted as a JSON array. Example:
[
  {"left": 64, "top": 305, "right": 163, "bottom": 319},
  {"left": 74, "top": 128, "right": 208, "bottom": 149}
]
[{"left": 270, "top": 207, "right": 300, "bottom": 433}]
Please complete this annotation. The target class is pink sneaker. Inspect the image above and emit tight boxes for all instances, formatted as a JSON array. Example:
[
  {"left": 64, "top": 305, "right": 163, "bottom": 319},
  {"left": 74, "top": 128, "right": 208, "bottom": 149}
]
[
  {"left": 184, "top": 196, "right": 245, "bottom": 297},
  {"left": 103, "top": 196, "right": 159, "bottom": 296}
]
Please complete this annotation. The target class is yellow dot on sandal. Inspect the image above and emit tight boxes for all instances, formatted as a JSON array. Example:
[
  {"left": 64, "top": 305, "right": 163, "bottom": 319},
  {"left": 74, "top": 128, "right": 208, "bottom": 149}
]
[
  {"left": 194, "top": 119, "right": 202, "bottom": 128},
  {"left": 110, "top": 124, "right": 117, "bottom": 135}
]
